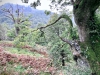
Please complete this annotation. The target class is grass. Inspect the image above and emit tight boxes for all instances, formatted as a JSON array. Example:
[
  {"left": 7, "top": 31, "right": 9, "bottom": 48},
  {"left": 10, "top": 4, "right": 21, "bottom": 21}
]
[
  {"left": 0, "top": 41, "right": 43, "bottom": 57},
  {"left": 0, "top": 63, "right": 27, "bottom": 75},
  {"left": 14, "top": 64, "right": 26, "bottom": 72},
  {"left": 5, "top": 47, "right": 43, "bottom": 57},
  {"left": 0, "top": 40, "right": 12, "bottom": 43}
]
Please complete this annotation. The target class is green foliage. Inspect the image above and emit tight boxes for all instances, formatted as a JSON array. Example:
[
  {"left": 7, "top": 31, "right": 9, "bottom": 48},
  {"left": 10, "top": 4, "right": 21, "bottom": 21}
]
[
  {"left": 62, "top": 65, "right": 91, "bottom": 75},
  {"left": 13, "top": 35, "right": 27, "bottom": 48},
  {"left": 13, "top": 23, "right": 46, "bottom": 47},
  {"left": 13, "top": 24, "right": 37, "bottom": 46},
  {"left": 15, "top": 64, "right": 25, "bottom": 72},
  {"left": 0, "top": 63, "right": 26, "bottom": 75},
  {"left": 26, "top": 30, "right": 42, "bottom": 45},
  {"left": 71, "top": 27, "right": 79, "bottom": 40},
  {"left": 40, "top": 72, "right": 51, "bottom": 75},
  {"left": 87, "top": 12, "right": 100, "bottom": 61},
  {"left": 25, "top": 28, "right": 47, "bottom": 46},
  {"left": 7, "top": 28, "right": 16, "bottom": 40},
  {"left": 81, "top": 8, "right": 100, "bottom": 74},
  {"left": 45, "top": 10, "right": 51, "bottom": 15},
  {"left": 43, "top": 13, "right": 76, "bottom": 68},
  {"left": 18, "top": 19, "right": 31, "bottom": 29},
  {"left": 6, "top": 47, "right": 42, "bottom": 57},
  {"left": 49, "top": 42, "right": 71, "bottom": 67}
]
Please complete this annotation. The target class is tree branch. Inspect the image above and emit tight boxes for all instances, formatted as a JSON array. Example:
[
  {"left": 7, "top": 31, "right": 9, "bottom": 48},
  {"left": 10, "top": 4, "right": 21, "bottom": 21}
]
[
  {"left": 31, "top": 14, "right": 73, "bottom": 45},
  {"left": 9, "top": 4, "right": 14, "bottom": 15},
  {"left": 59, "top": 35, "right": 72, "bottom": 46},
  {"left": 9, "top": 12, "right": 16, "bottom": 23},
  {"left": 54, "top": 28, "right": 72, "bottom": 46},
  {"left": 1, "top": 6, "right": 16, "bottom": 23},
  {"left": 92, "top": 0, "right": 100, "bottom": 11},
  {"left": 4, "top": 15, "right": 14, "bottom": 21},
  {"left": 35, "top": 14, "right": 73, "bottom": 30}
]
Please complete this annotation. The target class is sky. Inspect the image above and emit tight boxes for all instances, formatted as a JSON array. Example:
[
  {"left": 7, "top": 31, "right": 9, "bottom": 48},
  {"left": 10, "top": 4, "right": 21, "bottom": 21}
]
[
  {"left": 0, "top": 0, "right": 73, "bottom": 11},
  {"left": 0, "top": 0, "right": 51, "bottom": 10}
]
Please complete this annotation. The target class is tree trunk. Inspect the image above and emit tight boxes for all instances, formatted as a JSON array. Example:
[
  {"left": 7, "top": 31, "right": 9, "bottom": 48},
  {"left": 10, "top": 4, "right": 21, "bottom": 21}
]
[
  {"left": 73, "top": 1, "right": 100, "bottom": 74},
  {"left": 60, "top": 50, "right": 65, "bottom": 66},
  {"left": 15, "top": 27, "right": 20, "bottom": 36}
]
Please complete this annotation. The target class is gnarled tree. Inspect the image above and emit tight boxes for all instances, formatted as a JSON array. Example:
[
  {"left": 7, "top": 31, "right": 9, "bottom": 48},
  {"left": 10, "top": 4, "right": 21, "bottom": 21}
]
[
  {"left": 22, "top": 0, "right": 100, "bottom": 75},
  {"left": 1, "top": 4, "right": 29, "bottom": 36}
]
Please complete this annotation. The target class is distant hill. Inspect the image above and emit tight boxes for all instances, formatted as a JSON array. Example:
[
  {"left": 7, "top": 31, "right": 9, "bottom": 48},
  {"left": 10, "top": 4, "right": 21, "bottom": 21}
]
[{"left": 0, "top": 3, "right": 52, "bottom": 28}]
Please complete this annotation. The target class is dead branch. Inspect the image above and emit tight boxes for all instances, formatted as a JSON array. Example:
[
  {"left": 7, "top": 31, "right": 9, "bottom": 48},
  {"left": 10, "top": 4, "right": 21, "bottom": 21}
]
[
  {"left": 1, "top": 6, "right": 16, "bottom": 23},
  {"left": 59, "top": 36, "right": 72, "bottom": 46}
]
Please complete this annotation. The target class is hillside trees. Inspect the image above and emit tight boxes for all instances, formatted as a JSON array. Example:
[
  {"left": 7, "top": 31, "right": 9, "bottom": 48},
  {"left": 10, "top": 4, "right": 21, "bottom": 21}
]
[
  {"left": 1, "top": 4, "right": 31, "bottom": 36},
  {"left": 0, "top": 24, "right": 8, "bottom": 40},
  {"left": 22, "top": 0, "right": 100, "bottom": 75}
]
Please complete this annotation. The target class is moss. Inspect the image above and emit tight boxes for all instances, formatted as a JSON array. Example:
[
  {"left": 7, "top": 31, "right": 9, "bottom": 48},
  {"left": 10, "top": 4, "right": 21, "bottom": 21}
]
[{"left": 79, "top": 40, "right": 100, "bottom": 75}]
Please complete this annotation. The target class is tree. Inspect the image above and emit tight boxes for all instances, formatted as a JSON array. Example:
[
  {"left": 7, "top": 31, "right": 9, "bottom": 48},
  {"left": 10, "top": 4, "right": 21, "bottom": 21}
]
[
  {"left": 69, "top": 1, "right": 100, "bottom": 75},
  {"left": 22, "top": 0, "right": 100, "bottom": 75},
  {"left": 1, "top": 4, "right": 31, "bottom": 36}
]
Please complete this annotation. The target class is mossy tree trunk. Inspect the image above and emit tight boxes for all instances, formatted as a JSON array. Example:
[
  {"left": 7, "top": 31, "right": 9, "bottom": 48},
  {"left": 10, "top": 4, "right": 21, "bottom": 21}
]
[{"left": 73, "top": 0, "right": 100, "bottom": 74}]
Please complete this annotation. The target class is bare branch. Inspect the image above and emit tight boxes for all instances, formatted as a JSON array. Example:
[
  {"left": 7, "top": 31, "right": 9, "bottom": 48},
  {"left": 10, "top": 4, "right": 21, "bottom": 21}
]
[
  {"left": 20, "top": 7, "right": 24, "bottom": 18},
  {"left": 9, "top": 12, "right": 16, "bottom": 23},
  {"left": 36, "top": 14, "right": 73, "bottom": 30},
  {"left": 59, "top": 36, "right": 72, "bottom": 46},
  {"left": 9, "top": 4, "right": 13, "bottom": 15},
  {"left": 55, "top": 30, "right": 72, "bottom": 46},
  {"left": 4, "top": 15, "right": 14, "bottom": 21},
  {"left": 1, "top": 5, "right": 16, "bottom": 23},
  {"left": 16, "top": 4, "right": 20, "bottom": 18}
]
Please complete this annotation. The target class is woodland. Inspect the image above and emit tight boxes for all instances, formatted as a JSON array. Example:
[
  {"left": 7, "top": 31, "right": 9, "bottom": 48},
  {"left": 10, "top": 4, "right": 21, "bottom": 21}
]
[{"left": 0, "top": 0, "right": 100, "bottom": 75}]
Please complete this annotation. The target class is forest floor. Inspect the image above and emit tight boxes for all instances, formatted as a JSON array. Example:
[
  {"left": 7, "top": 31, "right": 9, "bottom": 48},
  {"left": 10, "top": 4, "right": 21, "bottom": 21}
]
[{"left": 0, "top": 41, "right": 57, "bottom": 75}]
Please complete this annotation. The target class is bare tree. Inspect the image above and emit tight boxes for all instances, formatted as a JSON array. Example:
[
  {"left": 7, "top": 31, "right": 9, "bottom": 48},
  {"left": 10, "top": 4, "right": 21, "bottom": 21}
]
[{"left": 1, "top": 4, "right": 28, "bottom": 36}]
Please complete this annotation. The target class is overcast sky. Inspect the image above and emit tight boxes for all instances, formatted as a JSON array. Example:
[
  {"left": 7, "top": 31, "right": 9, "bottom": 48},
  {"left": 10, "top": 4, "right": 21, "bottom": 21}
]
[
  {"left": 0, "top": 0, "right": 51, "bottom": 10},
  {"left": 0, "top": 0, "right": 73, "bottom": 13}
]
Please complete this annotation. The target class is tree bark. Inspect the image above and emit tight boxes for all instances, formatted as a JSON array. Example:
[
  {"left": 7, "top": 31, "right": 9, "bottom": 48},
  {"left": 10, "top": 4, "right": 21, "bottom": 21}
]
[{"left": 73, "top": 0, "right": 100, "bottom": 74}]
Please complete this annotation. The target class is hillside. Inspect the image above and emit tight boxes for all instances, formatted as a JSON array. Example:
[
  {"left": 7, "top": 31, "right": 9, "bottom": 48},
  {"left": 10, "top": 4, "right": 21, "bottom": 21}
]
[{"left": 0, "top": 3, "right": 51, "bottom": 28}]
